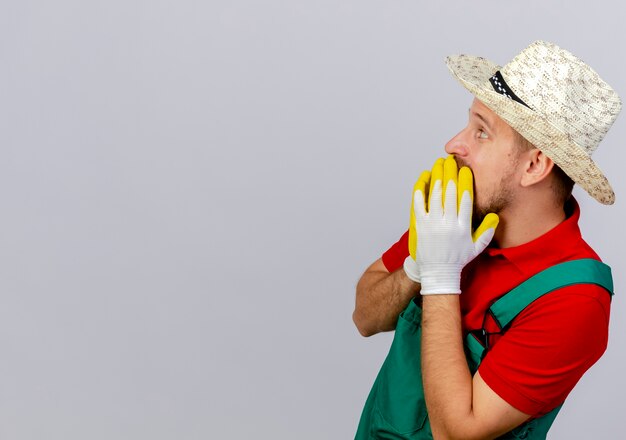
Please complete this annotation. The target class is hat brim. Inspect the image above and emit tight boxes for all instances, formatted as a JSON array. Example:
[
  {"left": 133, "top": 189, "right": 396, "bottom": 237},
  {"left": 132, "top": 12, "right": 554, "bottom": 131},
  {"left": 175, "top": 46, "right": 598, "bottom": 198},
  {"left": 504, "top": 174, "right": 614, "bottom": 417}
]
[{"left": 445, "top": 54, "right": 615, "bottom": 205}]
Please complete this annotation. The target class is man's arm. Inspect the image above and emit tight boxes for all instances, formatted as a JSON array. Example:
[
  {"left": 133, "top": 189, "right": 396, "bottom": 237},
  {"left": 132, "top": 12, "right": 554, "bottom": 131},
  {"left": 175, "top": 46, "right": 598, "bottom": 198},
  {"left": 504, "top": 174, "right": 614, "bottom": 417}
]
[
  {"left": 416, "top": 157, "right": 531, "bottom": 439},
  {"left": 352, "top": 258, "right": 421, "bottom": 337},
  {"left": 353, "top": 165, "right": 436, "bottom": 336},
  {"left": 422, "top": 295, "right": 531, "bottom": 440}
]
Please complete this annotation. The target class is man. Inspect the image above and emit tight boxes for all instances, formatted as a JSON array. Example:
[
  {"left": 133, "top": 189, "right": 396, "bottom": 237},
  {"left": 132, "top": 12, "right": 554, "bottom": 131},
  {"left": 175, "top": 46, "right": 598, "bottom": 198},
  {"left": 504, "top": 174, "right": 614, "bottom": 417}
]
[{"left": 353, "top": 41, "right": 621, "bottom": 439}]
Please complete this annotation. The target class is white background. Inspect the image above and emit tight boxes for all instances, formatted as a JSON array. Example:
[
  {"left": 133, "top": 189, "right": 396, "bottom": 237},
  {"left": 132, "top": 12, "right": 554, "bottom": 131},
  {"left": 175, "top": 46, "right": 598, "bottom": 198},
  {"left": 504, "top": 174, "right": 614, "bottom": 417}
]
[{"left": 1, "top": 1, "right": 625, "bottom": 438}]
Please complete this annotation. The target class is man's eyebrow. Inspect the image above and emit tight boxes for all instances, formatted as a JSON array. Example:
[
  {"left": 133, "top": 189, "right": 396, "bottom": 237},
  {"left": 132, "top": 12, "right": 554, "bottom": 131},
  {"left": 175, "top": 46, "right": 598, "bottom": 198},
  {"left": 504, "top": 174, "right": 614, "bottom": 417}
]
[{"left": 468, "top": 108, "right": 495, "bottom": 133}]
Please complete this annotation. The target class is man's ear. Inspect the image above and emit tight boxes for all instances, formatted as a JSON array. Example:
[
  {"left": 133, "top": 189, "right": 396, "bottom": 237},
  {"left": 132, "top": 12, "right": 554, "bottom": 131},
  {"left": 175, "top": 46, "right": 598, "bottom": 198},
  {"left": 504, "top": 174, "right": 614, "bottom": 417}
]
[{"left": 520, "top": 149, "right": 554, "bottom": 188}]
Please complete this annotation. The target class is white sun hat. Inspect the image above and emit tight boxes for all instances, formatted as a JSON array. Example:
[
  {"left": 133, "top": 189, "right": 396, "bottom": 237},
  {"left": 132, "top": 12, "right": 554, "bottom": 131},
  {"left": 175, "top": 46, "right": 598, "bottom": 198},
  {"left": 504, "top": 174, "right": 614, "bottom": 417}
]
[{"left": 446, "top": 40, "right": 622, "bottom": 205}]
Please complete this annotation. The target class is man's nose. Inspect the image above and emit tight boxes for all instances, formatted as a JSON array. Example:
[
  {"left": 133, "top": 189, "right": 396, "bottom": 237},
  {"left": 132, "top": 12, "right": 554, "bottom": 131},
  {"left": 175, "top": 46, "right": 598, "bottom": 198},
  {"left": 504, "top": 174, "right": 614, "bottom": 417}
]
[{"left": 444, "top": 130, "right": 469, "bottom": 157}]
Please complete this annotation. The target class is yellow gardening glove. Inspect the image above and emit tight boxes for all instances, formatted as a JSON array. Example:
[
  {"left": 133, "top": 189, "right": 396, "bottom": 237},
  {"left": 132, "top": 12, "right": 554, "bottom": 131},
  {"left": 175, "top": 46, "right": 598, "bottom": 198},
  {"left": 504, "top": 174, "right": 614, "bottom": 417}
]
[
  {"left": 404, "top": 158, "right": 440, "bottom": 283},
  {"left": 415, "top": 155, "right": 500, "bottom": 294},
  {"left": 409, "top": 168, "right": 434, "bottom": 260},
  {"left": 409, "top": 156, "right": 463, "bottom": 260},
  {"left": 404, "top": 155, "right": 499, "bottom": 284}
]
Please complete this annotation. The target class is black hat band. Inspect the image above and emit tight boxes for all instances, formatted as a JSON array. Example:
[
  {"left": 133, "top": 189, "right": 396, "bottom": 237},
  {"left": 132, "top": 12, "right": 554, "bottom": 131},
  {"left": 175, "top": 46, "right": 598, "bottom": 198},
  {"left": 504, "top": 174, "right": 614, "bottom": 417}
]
[{"left": 489, "top": 71, "right": 531, "bottom": 109}]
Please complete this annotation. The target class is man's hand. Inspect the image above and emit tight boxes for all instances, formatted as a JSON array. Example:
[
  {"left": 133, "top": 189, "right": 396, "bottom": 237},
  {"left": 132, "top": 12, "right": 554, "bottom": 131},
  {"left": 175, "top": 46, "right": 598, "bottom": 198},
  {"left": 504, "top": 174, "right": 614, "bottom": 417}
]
[
  {"left": 414, "top": 155, "right": 499, "bottom": 294},
  {"left": 403, "top": 164, "right": 434, "bottom": 283}
]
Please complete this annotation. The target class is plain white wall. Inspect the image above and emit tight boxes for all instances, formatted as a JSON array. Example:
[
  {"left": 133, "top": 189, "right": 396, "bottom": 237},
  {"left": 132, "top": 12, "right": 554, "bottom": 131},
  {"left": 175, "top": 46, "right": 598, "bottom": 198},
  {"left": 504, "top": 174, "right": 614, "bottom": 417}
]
[{"left": 1, "top": 1, "right": 625, "bottom": 438}]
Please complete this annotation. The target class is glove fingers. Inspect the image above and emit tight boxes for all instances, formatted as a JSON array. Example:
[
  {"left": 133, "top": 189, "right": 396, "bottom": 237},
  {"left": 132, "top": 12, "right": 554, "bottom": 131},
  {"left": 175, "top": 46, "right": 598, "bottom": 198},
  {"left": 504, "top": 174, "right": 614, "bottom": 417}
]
[
  {"left": 428, "top": 179, "right": 443, "bottom": 216},
  {"left": 458, "top": 187, "right": 473, "bottom": 226},
  {"left": 473, "top": 213, "right": 500, "bottom": 243},
  {"left": 409, "top": 210, "right": 416, "bottom": 259},
  {"left": 414, "top": 186, "right": 428, "bottom": 219},
  {"left": 473, "top": 225, "right": 497, "bottom": 254},
  {"left": 443, "top": 156, "right": 458, "bottom": 218},
  {"left": 409, "top": 170, "right": 431, "bottom": 259},
  {"left": 444, "top": 179, "right": 458, "bottom": 219},
  {"left": 443, "top": 156, "right": 458, "bottom": 204},
  {"left": 428, "top": 158, "right": 445, "bottom": 213},
  {"left": 458, "top": 166, "right": 474, "bottom": 217}
]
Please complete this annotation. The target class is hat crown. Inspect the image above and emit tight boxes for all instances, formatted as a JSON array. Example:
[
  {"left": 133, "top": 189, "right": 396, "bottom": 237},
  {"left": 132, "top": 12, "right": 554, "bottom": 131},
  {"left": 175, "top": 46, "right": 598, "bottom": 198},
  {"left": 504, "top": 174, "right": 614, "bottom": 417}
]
[{"left": 496, "top": 40, "right": 622, "bottom": 155}]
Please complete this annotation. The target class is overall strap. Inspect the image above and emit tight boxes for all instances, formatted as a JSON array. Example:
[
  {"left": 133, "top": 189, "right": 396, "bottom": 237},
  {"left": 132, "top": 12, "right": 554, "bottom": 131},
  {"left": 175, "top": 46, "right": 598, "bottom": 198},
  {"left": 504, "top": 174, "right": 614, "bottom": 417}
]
[
  {"left": 462, "top": 258, "right": 614, "bottom": 437},
  {"left": 488, "top": 258, "right": 614, "bottom": 331}
]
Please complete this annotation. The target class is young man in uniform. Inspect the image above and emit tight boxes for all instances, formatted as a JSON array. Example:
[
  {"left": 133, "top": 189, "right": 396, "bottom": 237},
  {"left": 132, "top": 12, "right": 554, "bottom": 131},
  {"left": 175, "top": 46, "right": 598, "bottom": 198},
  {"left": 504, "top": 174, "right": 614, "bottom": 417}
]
[{"left": 353, "top": 41, "right": 621, "bottom": 439}]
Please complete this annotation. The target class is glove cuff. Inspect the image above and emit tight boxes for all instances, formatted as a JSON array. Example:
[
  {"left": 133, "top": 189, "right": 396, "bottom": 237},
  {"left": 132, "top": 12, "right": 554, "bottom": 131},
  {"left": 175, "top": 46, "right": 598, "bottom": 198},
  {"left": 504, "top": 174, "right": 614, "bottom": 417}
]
[{"left": 419, "top": 263, "right": 462, "bottom": 295}]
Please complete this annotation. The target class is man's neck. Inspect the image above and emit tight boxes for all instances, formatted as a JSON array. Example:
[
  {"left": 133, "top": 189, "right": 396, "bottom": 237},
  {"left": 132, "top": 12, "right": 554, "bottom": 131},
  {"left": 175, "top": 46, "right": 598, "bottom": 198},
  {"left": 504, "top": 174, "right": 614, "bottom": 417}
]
[{"left": 492, "top": 199, "right": 567, "bottom": 249}]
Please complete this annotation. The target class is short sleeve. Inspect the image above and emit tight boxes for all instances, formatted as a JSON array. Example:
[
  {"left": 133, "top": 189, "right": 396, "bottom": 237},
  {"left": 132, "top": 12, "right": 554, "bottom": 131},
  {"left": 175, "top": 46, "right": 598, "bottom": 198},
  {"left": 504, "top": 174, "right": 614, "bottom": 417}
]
[
  {"left": 381, "top": 230, "right": 410, "bottom": 273},
  {"left": 478, "top": 284, "right": 611, "bottom": 417}
]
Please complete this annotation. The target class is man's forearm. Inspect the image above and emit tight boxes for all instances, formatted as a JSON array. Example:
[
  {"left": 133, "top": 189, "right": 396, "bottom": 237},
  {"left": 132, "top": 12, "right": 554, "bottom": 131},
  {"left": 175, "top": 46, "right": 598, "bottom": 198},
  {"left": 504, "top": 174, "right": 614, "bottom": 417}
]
[
  {"left": 353, "top": 269, "right": 421, "bottom": 336},
  {"left": 421, "top": 294, "right": 475, "bottom": 440}
]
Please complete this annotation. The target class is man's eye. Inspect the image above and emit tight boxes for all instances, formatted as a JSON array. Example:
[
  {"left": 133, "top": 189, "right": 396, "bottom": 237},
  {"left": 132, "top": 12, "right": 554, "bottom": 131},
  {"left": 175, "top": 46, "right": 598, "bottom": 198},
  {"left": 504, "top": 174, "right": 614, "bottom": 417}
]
[{"left": 478, "top": 130, "right": 488, "bottom": 139}]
